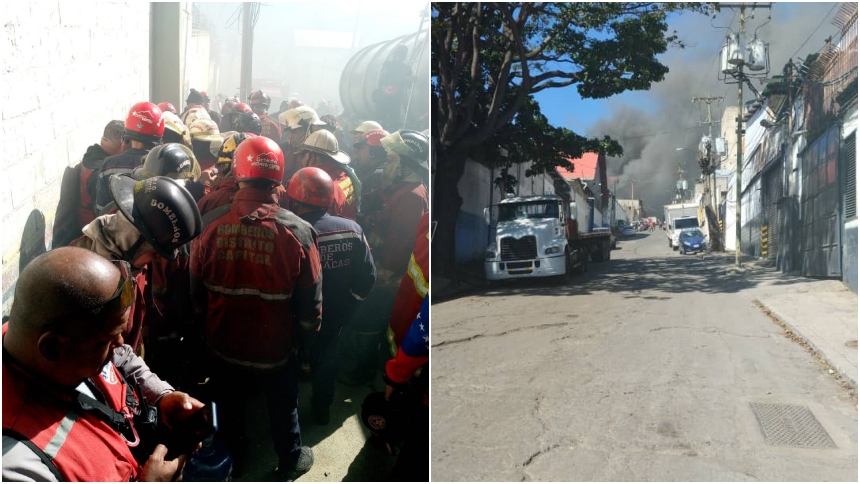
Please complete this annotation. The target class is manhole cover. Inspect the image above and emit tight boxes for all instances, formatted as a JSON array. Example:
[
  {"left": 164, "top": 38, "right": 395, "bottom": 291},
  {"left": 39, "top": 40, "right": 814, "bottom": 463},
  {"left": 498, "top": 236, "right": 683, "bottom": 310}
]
[
  {"left": 750, "top": 403, "right": 836, "bottom": 449},
  {"left": 846, "top": 340, "right": 858, "bottom": 348}
]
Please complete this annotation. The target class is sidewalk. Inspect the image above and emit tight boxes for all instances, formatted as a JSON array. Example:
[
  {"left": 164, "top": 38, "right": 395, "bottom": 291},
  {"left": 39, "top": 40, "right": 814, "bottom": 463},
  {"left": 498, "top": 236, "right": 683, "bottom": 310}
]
[{"left": 756, "top": 286, "right": 858, "bottom": 389}]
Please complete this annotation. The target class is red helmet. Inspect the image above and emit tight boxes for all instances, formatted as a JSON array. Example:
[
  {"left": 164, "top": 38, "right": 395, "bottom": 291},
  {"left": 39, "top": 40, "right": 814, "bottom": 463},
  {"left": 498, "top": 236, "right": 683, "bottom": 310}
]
[
  {"left": 221, "top": 100, "right": 237, "bottom": 116},
  {"left": 232, "top": 136, "right": 284, "bottom": 184},
  {"left": 231, "top": 102, "right": 253, "bottom": 114},
  {"left": 199, "top": 91, "right": 210, "bottom": 103},
  {"left": 124, "top": 102, "right": 165, "bottom": 143},
  {"left": 248, "top": 90, "right": 271, "bottom": 109},
  {"left": 288, "top": 99, "right": 305, "bottom": 110},
  {"left": 354, "top": 128, "right": 389, "bottom": 148},
  {"left": 287, "top": 167, "right": 334, "bottom": 208},
  {"left": 157, "top": 102, "right": 177, "bottom": 114}
]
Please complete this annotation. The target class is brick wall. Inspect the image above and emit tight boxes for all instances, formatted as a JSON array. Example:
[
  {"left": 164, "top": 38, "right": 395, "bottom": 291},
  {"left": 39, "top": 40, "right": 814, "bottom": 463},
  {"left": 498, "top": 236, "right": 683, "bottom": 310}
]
[{"left": 1, "top": 2, "right": 151, "bottom": 316}]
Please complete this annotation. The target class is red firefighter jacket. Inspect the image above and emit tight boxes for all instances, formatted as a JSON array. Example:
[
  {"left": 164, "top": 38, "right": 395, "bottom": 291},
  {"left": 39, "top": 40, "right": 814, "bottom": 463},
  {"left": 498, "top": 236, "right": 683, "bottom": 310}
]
[
  {"left": 2, "top": 329, "right": 142, "bottom": 481},
  {"left": 368, "top": 181, "right": 428, "bottom": 276},
  {"left": 191, "top": 187, "right": 323, "bottom": 369},
  {"left": 259, "top": 113, "right": 283, "bottom": 143},
  {"left": 388, "top": 212, "right": 429, "bottom": 353},
  {"left": 197, "top": 176, "right": 290, "bottom": 216}
]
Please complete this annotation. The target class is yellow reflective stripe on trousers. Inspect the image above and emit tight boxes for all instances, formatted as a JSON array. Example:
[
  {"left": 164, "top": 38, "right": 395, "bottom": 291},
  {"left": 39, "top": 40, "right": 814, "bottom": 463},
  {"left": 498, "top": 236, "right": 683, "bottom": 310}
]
[
  {"left": 407, "top": 253, "right": 428, "bottom": 297},
  {"left": 43, "top": 412, "right": 79, "bottom": 459}
]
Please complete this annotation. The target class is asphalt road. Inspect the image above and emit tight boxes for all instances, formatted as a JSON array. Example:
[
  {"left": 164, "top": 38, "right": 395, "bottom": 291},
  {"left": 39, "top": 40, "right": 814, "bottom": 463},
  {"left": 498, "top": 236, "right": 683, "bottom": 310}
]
[{"left": 431, "top": 231, "right": 858, "bottom": 481}]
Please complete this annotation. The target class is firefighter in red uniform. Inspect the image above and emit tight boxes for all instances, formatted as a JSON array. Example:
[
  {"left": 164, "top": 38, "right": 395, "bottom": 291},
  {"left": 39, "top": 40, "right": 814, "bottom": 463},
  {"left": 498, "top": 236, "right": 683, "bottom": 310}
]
[
  {"left": 78, "top": 120, "right": 124, "bottom": 231},
  {"left": 197, "top": 132, "right": 290, "bottom": 216},
  {"left": 340, "top": 130, "right": 428, "bottom": 384},
  {"left": 2, "top": 247, "right": 204, "bottom": 482},
  {"left": 296, "top": 130, "right": 362, "bottom": 220},
  {"left": 190, "top": 136, "right": 322, "bottom": 480},
  {"left": 94, "top": 102, "right": 164, "bottom": 214},
  {"left": 388, "top": 211, "right": 429, "bottom": 353},
  {"left": 278, "top": 105, "right": 327, "bottom": 181},
  {"left": 248, "top": 90, "right": 282, "bottom": 143}
]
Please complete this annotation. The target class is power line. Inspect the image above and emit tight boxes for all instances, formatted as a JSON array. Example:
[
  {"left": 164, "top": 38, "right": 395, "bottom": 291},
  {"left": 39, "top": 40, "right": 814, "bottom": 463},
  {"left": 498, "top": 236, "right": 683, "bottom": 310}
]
[{"left": 789, "top": 2, "right": 839, "bottom": 61}]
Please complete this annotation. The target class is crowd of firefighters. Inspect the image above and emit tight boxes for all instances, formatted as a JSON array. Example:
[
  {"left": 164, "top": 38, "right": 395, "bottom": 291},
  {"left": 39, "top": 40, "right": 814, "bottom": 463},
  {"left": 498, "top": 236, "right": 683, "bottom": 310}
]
[{"left": 2, "top": 85, "right": 429, "bottom": 482}]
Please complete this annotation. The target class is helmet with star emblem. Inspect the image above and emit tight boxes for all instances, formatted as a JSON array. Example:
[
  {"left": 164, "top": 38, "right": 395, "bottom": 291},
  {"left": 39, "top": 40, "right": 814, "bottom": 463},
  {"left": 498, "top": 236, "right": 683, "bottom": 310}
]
[{"left": 232, "top": 136, "right": 284, "bottom": 185}]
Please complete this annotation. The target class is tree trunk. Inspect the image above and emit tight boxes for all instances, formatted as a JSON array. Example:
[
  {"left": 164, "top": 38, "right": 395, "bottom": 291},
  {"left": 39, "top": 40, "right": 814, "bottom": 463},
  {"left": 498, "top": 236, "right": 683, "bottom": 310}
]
[{"left": 432, "top": 147, "right": 469, "bottom": 280}]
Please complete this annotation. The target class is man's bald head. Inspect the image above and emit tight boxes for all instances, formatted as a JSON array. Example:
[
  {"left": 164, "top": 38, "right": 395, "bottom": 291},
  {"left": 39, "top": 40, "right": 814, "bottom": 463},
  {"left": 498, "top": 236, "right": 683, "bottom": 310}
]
[
  {"left": 9, "top": 247, "right": 121, "bottom": 336},
  {"left": 5, "top": 247, "right": 129, "bottom": 387}
]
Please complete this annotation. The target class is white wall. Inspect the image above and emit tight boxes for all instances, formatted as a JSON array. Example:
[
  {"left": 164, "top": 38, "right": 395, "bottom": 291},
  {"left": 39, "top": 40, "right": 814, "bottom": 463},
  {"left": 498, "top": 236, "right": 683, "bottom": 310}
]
[{"left": 2, "top": 2, "right": 151, "bottom": 315}]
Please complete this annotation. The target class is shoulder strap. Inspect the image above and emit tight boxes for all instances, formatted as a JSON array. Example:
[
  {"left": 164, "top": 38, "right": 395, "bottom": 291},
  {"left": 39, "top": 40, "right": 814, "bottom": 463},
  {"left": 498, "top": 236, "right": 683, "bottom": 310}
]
[
  {"left": 2, "top": 429, "right": 65, "bottom": 481},
  {"left": 275, "top": 208, "right": 318, "bottom": 251},
  {"left": 201, "top": 204, "right": 232, "bottom": 231}
]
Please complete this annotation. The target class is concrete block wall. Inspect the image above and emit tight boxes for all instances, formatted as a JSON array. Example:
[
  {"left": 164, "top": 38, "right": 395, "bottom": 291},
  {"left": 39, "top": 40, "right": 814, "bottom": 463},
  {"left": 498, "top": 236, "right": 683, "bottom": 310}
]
[{"left": 2, "top": 2, "right": 151, "bottom": 316}]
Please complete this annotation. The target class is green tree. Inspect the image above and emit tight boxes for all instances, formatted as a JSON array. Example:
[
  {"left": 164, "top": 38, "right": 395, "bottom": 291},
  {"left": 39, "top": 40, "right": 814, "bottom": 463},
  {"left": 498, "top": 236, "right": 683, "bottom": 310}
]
[{"left": 431, "top": 2, "right": 703, "bottom": 276}]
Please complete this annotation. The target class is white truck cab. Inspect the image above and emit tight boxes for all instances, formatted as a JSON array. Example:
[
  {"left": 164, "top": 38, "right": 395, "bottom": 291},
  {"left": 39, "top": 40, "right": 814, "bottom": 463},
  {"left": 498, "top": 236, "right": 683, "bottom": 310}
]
[{"left": 484, "top": 196, "right": 569, "bottom": 280}]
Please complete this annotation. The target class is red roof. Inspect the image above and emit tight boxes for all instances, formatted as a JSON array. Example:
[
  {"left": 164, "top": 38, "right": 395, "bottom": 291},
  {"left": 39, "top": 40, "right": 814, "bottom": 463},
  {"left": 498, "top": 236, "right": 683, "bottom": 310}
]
[{"left": 556, "top": 152, "right": 598, "bottom": 181}]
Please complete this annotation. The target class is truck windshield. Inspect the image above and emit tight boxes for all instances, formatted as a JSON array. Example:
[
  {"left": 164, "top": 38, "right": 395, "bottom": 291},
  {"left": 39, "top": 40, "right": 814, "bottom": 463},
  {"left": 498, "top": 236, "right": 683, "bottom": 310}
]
[
  {"left": 498, "top": 201, "right": 559, "bottom": 221},
  {"left": 675, "top": 218, "right": 698, "bottom": 230}
]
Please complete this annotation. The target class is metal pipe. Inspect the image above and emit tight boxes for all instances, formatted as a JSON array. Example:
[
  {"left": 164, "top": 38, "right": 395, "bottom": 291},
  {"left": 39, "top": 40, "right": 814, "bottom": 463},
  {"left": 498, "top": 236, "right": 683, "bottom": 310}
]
[
  {"left": 735, "top": 5, "right": 745, "bottom": 267},
  {"left": 239, "top": 2, "right": 253, "bottom": 102}
]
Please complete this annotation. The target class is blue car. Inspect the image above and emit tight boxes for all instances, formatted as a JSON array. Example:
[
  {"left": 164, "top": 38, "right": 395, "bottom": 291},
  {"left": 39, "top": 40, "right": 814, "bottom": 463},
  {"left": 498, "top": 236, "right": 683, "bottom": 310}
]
[{"left": 679, "top": 228, "right": 707, "bottom": 255}]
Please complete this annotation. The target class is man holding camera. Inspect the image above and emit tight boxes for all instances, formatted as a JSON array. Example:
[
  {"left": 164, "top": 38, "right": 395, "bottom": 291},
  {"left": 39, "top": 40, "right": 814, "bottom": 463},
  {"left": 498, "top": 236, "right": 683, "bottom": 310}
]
[{"left": 2, "top": 247, "right": 204, "bottom": 481}]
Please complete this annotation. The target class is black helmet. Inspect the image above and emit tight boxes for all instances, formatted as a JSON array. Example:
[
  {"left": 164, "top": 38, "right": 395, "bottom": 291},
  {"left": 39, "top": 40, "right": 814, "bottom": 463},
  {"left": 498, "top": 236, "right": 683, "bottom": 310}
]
[
  {"left": 109, "top": 176, "right": 202, "bottom": 260},
  {"left": 360, "top": 392, "right": 406, "bottom": 444},
  {"left": 234, "top": 112, "right": 262, "bottom": 135},
  {"left": 131, "top": 143, "right": 200, "bottom": 181},
  {"left": 380, "top": 130, "right": 428, "bottom": 170}
]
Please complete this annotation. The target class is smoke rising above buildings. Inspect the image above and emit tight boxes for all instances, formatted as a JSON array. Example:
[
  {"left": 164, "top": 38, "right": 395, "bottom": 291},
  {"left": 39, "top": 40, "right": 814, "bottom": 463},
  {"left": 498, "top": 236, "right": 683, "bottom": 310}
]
[{"left": 584, "top": 2, "right": 842, "bottom": 216}]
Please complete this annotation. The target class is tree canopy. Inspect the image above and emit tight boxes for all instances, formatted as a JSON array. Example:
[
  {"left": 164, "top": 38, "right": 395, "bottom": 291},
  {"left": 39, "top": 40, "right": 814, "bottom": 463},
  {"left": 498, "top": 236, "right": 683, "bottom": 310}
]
[{"left": 431, "top": 2, "right": 706, "bottom": 275}]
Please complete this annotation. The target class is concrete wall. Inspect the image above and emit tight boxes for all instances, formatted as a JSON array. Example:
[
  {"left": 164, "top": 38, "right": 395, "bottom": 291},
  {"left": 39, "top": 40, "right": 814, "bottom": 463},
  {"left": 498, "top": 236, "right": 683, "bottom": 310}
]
[
  {"left": 841, "top": 105, "right": 858, "bottom": 292},
  {"left": 2, "top": 2, "right": 152, "bottom": 316}
]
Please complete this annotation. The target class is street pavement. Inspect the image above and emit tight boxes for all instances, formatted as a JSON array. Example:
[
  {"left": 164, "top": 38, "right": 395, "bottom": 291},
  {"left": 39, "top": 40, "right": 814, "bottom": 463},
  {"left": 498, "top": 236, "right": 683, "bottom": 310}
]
[{"left": 431, "top": 231, "right": 858, "bottom": 481}]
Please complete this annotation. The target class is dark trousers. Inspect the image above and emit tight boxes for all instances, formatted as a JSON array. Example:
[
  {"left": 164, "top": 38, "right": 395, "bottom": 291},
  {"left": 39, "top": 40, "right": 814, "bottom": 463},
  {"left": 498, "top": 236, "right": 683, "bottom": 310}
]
[
  {"left": 204, "top": 356, "right": 302, "bottom": 470},
  {"left": 339, "top": 285, "right": 399, "bottom": 381},
  {"left": 309, "top": 310, "right": 349, "bottom": 407},
  {"left": 392, "top": 403, "right": 429, "bottom": 481}
]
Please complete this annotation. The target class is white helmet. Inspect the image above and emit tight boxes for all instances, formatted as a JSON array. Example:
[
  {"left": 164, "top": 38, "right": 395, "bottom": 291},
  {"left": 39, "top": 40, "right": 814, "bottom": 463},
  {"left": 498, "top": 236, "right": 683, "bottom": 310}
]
[
  {"left": 188, "top": 118, "right": 222, "bottom": 143},
  {"left": 162, "top": 112, "right": 192, "bottom": 146},
  {"left": 181, "top": 107, "right": 211, "bottom": 127},
  {"left": 300, "top": 130, "right": 350, "bottom": 165},
  {"left": 279, "top": 106, "right": 326, "bottom": 130},
  {"left": 350, "top": 120, "right": 383, "bottom": 134}
]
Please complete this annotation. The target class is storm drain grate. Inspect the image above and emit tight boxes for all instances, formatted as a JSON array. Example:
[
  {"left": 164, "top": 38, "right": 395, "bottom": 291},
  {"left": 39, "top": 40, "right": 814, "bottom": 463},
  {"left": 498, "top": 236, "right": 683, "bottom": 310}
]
[{"left": 750, "top": 403, "right": 837, "bottom": 449}]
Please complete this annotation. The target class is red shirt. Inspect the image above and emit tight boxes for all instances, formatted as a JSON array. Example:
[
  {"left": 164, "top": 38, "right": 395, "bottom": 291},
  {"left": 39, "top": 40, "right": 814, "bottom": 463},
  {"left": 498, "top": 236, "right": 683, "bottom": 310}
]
[{"left": 191, "top": 187, "right": 322, "bottom": 369}]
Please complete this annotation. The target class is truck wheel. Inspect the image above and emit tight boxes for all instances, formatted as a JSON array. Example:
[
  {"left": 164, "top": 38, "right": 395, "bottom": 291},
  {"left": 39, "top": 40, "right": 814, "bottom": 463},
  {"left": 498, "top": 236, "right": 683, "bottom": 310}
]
[
  {"left": 602, "top": 241, "right": 611, "bottom": 261},
  {"left": 591, "top": 241, "right": 610, "bottom": 262}
]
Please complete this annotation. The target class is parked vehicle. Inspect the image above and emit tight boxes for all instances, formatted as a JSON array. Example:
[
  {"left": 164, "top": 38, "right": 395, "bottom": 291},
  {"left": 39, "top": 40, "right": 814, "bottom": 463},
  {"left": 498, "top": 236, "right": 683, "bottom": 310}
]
[
  {"left": 664, "top": 203, "right": 699, "bottom": 247},
  {"left": 679, "top": 228, "right": 707, "bottom": 254},
  {"left": 484, "top": 195, "right": 613, "bottom": 282}
]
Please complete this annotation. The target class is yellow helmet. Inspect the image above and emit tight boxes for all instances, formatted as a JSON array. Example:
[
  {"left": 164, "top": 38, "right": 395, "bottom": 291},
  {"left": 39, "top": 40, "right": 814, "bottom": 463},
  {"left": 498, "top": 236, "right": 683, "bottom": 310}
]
[{"left": 216, "top": 132, "right": 256, "bottom": 175}]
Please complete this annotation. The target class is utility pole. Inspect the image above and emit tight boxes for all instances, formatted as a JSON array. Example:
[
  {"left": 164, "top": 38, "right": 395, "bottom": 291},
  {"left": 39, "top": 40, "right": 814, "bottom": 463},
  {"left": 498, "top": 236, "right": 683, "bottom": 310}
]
[
  {"left": 717, "top": 2, "right": 772, "bottom": 267},
  {"left": 239, "top": 2, "right": 254, "bottom": 102}
]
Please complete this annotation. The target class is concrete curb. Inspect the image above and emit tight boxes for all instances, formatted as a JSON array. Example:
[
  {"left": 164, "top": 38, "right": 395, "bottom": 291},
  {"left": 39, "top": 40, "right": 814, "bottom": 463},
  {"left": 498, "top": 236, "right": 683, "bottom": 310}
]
[{"left": 755, "top": 297, "right": 858, "bottom": 389}]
